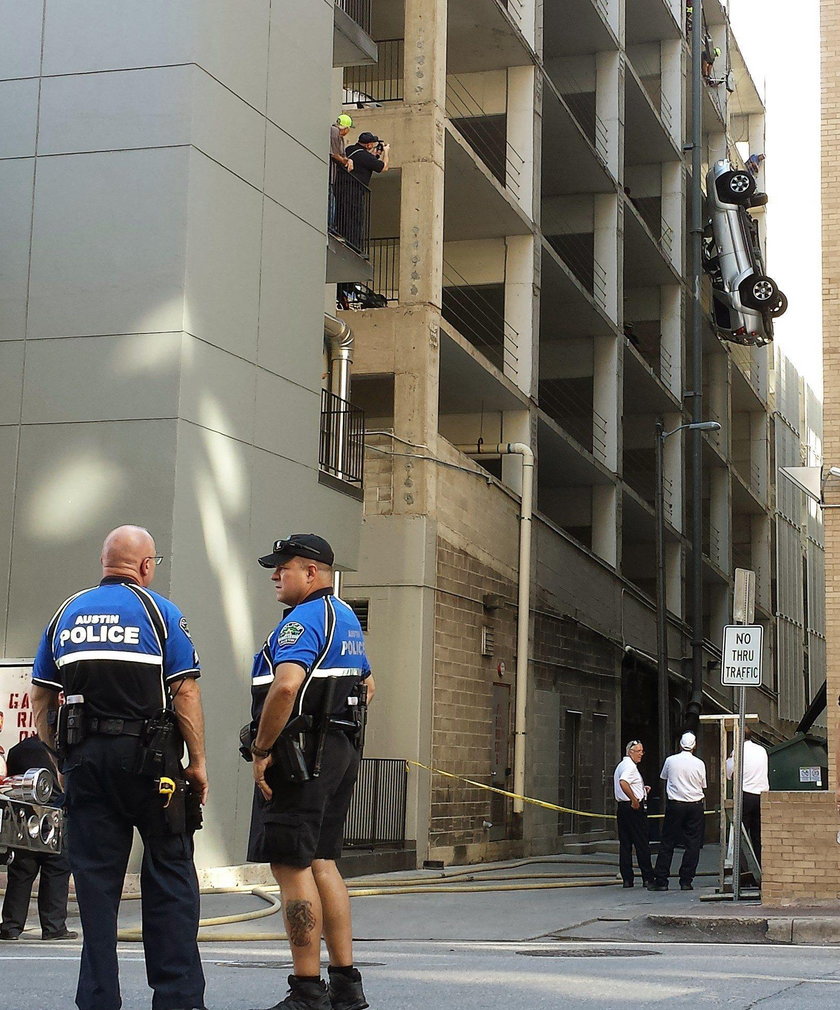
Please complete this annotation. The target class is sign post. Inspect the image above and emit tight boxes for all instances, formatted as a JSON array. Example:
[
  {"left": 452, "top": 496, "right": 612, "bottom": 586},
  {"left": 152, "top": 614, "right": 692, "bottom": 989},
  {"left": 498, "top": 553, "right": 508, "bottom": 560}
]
[{"left": 721, "top": 610, "right": 762, "bottom": 900}]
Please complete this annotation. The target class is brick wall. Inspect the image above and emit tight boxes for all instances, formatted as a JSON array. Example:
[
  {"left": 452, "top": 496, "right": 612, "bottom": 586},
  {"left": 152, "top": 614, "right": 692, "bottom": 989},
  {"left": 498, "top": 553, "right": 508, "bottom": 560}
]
[
  {"left": 762, "top": 792, "right": 840, "bottom": 904},
  {"left": 429, "top": 538, "right": 518, "bottom": 859}
]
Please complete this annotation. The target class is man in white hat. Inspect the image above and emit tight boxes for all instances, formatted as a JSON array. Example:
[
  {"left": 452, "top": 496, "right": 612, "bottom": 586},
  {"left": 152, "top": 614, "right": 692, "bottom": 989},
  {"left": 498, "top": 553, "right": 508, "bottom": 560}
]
[{"left": 648, "top": 731, "right": 707, "bottom": 891}]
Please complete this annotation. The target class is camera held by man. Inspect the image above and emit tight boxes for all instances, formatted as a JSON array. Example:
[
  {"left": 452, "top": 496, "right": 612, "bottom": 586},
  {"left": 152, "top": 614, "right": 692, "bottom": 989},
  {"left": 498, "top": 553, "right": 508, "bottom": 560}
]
[{"left": 345, "top": 131, "right": 390, "bottom": 187}]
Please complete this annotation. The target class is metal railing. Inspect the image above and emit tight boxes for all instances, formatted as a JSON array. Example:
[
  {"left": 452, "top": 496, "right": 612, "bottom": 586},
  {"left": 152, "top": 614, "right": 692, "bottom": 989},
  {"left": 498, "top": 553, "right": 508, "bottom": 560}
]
[
  {"left": 369, "top": 237, "right": 400, "bottom": 302},
  {"left": 446, "top": 75, "right": 523, "bottom": 196},
  {"left": 344, "top": 39, "right": 404, "bottom": 105},
  {"left": 336, "top": 0, "right": 371, "bottom": 33},
  {"left": 319, "top": 389, "right": 365, "bottom": 491},
  {"left": 442, "top": 259, "right": 519, "bottom": 377},
  {"left": 538, "top": 378, "right": 607, "bottom": 459},
  {"left": 329, "top": 161, "right": 371, "bottom": 256},
  {"left": 344, "top": 758, "right": 408, "bottom": 848}
]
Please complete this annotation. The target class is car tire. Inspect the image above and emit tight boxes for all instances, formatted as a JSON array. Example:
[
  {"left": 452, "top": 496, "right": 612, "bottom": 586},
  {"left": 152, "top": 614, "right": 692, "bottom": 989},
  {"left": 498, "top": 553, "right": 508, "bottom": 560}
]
[
  {"left": 740, "top": 274, "right": 779, "bottom": 309},
  {"left": 768, "top": 290, "right": 788, "bottom": 318},
  {"left": 748, "top": 192, "right": 769, "bottom": 208},
  {"left": 716, "top": 170, "right": 756, "bottom": 204}
]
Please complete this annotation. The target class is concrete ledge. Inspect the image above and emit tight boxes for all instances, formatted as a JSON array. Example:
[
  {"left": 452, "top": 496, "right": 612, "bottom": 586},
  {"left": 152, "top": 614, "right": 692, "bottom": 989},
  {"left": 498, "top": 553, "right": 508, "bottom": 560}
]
[{"left": 644, "top": 913, "right": 840, "bottom": 945}]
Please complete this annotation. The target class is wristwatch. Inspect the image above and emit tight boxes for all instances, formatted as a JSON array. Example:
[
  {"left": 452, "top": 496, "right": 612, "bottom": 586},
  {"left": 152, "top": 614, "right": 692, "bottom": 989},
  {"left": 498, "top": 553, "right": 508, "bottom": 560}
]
[{"left": 251, "top": 743, "right": 272, "bottom": 759}]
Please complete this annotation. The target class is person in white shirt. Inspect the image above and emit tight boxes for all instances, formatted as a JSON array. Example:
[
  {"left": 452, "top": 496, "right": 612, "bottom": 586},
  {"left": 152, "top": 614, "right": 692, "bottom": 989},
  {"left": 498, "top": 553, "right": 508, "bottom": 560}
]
[
  {"left": 649, "top": 731, "right": 707, "bottom": 892},
  {"left": 725, "top": 727, "right": 769, "bottom": 865},
  {"left": 614, "top": 740, "right": 654, "bottom": 887}
]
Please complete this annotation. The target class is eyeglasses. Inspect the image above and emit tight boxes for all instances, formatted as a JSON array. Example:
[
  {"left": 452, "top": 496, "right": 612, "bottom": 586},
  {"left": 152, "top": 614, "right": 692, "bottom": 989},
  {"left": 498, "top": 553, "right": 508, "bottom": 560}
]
[
  {"left": 273, "top": 539, "right": 322, "bottom": 557},
  {"left": 144, "top": 556, "right": 164, "bottom": 566}
]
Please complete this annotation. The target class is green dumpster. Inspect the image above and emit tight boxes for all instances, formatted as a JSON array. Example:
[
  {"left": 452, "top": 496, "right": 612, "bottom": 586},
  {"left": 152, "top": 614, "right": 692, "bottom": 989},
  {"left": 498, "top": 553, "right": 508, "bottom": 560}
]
[{"left": 767, "top": 732, "right": 828, "bottom": 791}]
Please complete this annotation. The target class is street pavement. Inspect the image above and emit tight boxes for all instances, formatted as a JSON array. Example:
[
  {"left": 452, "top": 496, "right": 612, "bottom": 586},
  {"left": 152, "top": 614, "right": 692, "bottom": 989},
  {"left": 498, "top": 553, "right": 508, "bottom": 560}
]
[{"left": 3, "top": 846, "right": 840, "bottom": 1009}]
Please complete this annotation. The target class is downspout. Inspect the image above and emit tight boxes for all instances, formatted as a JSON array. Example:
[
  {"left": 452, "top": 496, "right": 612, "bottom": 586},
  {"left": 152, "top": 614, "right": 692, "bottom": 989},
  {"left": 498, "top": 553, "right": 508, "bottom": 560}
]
[
  {"left": 324, "top": 313, "right": 354, "bottom": 597},
  {"left": 455, "top": 442, "right": 535, "bottom": 816}
]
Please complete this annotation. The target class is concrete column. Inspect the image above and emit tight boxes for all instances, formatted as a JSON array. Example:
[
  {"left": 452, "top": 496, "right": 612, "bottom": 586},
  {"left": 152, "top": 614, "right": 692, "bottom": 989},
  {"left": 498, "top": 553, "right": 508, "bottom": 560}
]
[
  {"left": 710, "top": 466, "right": 730, "bottom": 574},
  {"left": 594, "top": 193, "right": 621, "bottom": 322},
  {"left": 504, "top": 234, "right": 536, "bottom": 396},
  {"left": 665, "top": 541, "right": 682, "bottom": 617},
  {"left": 660, "top": 38, "right": 683, "bottom": 150},
  {"left": 706, "top": 349, "right": 730, "bottom": 454},
  {"left": 662, "top": 410, "right": 682, "bottom": 529},
  {"left": 659, "top": 285, "right": 682, "bottom": 399},
  {"left": 750, "top": 411, "right": 769, "bottom": 503},
  {"left": 592, "top": 484, "right": 618, "bottom": 567},
  {"left": 593, "top": 335, "right": 620, "bottom": 472},
  {"left": 660, "top": 162, "right": 683, "bottom": 274},
  {"left": 752, "top": 513, "right": 772, "bottom": 613},
  {"left": 400, "top": 0, "right": 447, "bottom": 308},
  {"left": 506, "top": 65, "right": 537, "bottom": 218},
  {"left": 595, "top": 51, "right": 622, "bottom": 178},
  {"left": 748, "top": 113, "right": 767, "bottom": 188}
]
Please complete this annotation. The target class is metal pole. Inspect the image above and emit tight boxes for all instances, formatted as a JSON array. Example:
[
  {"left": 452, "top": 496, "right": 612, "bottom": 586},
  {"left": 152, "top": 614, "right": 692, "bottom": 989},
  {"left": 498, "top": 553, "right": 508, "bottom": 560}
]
[
  {"left": 732, "top": 686, "right": 746, "bottom": 900},
  {"left": 687, "top": 0, "right": 706, "bottom": 733},
  {"left": 655, "top": 420, "right": 669, "bottom": 767}
]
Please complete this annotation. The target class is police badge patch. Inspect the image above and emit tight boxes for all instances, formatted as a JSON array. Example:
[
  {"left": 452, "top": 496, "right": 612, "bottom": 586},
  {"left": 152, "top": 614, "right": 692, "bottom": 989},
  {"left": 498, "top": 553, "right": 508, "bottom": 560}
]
[
  {"left": 277, "top": 621, "right": 306, "bottom": 645},
  {"left": 179, "top": 616, "right": 193, "bottom": 640}
]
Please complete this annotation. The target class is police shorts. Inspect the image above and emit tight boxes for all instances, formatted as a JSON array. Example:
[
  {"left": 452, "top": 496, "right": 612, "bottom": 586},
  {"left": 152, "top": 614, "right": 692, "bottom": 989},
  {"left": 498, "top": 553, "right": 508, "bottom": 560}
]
[{"left": 247, "top": 730, "right": 360, "bottom": 868}]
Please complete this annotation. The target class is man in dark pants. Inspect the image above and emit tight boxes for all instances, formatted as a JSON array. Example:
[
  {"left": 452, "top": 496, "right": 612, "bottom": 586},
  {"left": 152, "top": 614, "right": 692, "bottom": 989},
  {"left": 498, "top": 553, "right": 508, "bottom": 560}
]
[
  {"left": 31, "top": 525, "right": 208, "bottom": 1010},
  {"left": 613, "top": 740, "right": 653, "bottom": 888},
  {"left": 0, "top": 735, "right": 76, "bottom": 941},
  {"left": 247, "top": 534, "right": 375, "bottom": 1010},
  {"left": 649, "top": 732, "right": 707, "bottom": 892}
]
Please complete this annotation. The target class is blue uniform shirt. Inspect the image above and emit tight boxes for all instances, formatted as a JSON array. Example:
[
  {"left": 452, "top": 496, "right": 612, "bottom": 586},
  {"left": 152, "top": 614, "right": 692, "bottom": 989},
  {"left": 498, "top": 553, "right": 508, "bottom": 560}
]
[
  {"left": 250, "top": 588, "right": 370, "bottom": 724},
  {"left": 32, "top": 577, "right": 200, "bottom": 720}
]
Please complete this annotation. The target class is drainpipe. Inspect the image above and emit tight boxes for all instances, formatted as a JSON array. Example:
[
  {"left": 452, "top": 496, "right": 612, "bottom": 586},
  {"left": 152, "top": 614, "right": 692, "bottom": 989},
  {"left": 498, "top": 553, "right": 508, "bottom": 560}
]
[
  {"left": 455, "top": 442, "right": 535, "bottom": 816},
  {"left": 324, "top": 314, "right": 354, "bottom": 597}
]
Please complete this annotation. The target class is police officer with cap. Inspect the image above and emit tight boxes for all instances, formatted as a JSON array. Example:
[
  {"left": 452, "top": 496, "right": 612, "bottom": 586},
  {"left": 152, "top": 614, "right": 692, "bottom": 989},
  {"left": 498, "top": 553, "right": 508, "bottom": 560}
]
[
  {"left": 247, "top": 534, "right": 374, "bottom": 1010},
  {"left": 649, "top": 731, "right": 707, "bottom": 891},
  {"left": 31, "top": 525, "right": 208, "bottom": 1010}
]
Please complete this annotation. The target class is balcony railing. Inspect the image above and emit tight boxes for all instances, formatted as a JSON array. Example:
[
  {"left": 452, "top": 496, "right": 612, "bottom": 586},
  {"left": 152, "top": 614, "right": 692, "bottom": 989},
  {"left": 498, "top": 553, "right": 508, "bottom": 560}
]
[
  {"left": 344, "top": 757, "right": 408, "bottom": 848},
  {"left": 441, "top": 259, "right": 519, "bottom": 377},
  {"left": 344, "top": 39, "right": 404, "bottom": 105},
  {"left": 329, "top": 161, "right": 371, "bottom": 256},
  {"left": 369, "top": 238, "right": 400, "bottom": 302},
  {"left": 319, "top": 389, "right": 365, "bottom": 497},
  {"left": 336, "top": 0, "right": 371, "bottom": 34}
]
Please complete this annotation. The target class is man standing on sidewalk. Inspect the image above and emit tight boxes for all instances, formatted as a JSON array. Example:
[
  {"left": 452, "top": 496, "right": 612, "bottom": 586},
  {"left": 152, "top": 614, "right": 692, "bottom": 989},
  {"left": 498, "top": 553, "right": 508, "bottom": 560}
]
[
  {"left": 649, "top": 732, "right": 707, "bottom": 892},
  {"left": 613, "top": 740, "right": 654, "bottom": 888}
]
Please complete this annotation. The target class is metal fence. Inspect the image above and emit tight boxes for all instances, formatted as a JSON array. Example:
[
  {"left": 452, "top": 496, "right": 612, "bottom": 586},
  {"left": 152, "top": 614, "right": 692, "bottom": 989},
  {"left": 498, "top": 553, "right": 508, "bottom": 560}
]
[
  {"left": 344, "top": 758, "right": 408, "bottom": 848},
  {"left": 344, "top": 39, "right": 404, "bottom": 104},
  {"left": 319, "top": 389, "right": 365, "bottom": 492},
  {"left": 335, "top": 0, "right": 371, "bottom": 33},
  {"left": 329, "top": 161, "right": 371, "bottom": 256},
  {"left": 369, "top": 237, "right": 400, "bottom": 302}
]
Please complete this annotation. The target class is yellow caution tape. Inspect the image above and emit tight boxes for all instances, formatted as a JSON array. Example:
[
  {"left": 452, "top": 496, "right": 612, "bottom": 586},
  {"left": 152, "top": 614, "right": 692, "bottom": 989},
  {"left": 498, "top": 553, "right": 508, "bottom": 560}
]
[{"left": 407, "top": 760, "right": 717, "bottom": 820}]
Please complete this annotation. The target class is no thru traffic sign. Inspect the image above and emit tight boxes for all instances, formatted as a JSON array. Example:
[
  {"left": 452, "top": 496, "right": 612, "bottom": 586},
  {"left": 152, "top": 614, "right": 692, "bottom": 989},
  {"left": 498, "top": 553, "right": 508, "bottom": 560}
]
[{"left": 721, "top": 625, "right": 763, "bottom": 687}]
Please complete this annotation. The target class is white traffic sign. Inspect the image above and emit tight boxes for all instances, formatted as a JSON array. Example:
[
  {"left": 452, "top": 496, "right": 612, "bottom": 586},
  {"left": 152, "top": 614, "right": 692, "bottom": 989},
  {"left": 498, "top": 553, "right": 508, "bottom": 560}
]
[{"left": 721, "top": 625, "right": 763, "bottom": 686}]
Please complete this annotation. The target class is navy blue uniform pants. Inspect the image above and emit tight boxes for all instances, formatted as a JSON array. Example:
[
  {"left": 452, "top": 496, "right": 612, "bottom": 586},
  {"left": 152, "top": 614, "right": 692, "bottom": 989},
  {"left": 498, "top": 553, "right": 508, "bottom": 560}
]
[
  {"left": 64, "top": 737, "right": 205, "bottom": 1010},
  {"left": 653, "top": 799, "right": 705, "bottom": 887},
  {"left": 616, "top": 803, "right": 653, "bottom": 885},
  {"left": 1, "top": 846, "right": 71, "bottom": 936}
]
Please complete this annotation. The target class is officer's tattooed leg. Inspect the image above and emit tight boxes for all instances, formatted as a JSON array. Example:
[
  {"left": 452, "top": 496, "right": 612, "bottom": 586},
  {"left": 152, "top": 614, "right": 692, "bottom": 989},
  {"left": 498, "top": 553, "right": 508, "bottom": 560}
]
[{"left": 286, "top": 899, "right": 316, "bottom": 947}]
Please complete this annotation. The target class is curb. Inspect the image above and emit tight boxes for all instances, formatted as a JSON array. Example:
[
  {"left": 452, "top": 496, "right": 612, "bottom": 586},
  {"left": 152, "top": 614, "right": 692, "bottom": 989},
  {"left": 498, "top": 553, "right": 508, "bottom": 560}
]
[{"left": 645, "top": 914, "right": 840, "bottom": 945}]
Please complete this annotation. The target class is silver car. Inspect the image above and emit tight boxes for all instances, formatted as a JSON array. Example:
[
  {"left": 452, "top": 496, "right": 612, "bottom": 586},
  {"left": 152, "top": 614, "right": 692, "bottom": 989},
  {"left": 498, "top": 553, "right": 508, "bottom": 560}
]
[{"left": 703, "top": 159, "right": 787, "bottom": 346}]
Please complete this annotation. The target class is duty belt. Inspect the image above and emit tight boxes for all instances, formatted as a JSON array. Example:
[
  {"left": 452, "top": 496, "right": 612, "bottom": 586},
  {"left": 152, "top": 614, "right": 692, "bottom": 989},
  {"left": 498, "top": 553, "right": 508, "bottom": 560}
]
[{"left": 87, "top": 716, "right": 146, "bottom": 737}]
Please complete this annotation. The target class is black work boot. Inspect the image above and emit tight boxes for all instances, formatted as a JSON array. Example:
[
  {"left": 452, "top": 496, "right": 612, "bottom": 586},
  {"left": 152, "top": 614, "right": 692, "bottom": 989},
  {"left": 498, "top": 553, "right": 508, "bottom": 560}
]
[
  {"left": 251, "top": 975, "right": 331, "bottom": 1010},
  {"left": 327, "top": 966, "right": 369, "bottom": 1010}
]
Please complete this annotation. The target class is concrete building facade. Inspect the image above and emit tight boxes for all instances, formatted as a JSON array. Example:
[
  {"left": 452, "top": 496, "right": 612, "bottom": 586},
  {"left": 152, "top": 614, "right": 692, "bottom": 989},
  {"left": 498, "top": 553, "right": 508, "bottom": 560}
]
[
  {"left": 340, "top": 0, "right": 824, "bottom": 866},
  {"left": 0, "top": 0, "right": 376, "bottom": 867}
]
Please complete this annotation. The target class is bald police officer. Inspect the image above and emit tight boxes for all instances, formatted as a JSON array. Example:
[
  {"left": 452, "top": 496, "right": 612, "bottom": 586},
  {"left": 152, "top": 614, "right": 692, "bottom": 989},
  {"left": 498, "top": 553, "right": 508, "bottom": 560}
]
[
  {"left": 32, "top": 525, "right": 208, "bottom": 1010},
  {"left": 247, "top": 534, "right": 374, "bottom": 1010}
]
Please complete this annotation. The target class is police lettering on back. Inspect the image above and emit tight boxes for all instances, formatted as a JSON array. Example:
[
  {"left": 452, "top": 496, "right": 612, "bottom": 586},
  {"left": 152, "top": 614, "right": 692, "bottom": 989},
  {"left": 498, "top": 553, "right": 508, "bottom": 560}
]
[{"left": 58, "top": 615, "right": 140, "bottom": 646}]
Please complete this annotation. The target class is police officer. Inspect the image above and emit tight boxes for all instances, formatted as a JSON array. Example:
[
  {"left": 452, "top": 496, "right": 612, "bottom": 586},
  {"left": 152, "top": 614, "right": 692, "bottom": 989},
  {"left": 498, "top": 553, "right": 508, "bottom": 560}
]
[
  {"left": 31, "top": 525, "right": 208, "bottom": 1010},
  {"left": 0, "top": 734, "right": 76, "bottom": 941},
  {"left": 247, "top": 534, "right": 375, "bottom": 1010},
  {"left": 649, "top": 731, "right": 707, "bottom": 892}
]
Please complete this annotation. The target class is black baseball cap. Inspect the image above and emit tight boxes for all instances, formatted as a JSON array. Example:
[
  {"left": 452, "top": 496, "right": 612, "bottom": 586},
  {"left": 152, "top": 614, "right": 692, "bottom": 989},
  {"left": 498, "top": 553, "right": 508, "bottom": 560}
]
[
  {"left": 258, "top": 534, "right": 335, "bottom": 568},
  {"left": 358, "top": 132, "right": 380, "bottom": 144}
]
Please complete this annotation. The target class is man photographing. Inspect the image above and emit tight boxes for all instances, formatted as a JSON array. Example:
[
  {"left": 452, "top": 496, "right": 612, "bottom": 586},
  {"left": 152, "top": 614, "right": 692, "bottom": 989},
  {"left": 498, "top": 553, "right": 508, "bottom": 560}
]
[
  {"left": 345, "top": 132, "right": 390, "bottom": 187},
  {"left": 246, "top": 534, "right": 375, "bottom": 1010}
]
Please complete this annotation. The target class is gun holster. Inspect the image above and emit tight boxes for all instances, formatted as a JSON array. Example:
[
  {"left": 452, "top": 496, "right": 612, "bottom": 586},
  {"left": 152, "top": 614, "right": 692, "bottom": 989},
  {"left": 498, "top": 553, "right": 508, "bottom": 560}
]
[
  {"left": 135, "top": 709, "right": 181, "bottom": 778},
  {"left": 239, "top": 717, "right": 313, "bottom": 783},
  {"left": 56, "top": 697, "right": 87, "bottom": 759}
]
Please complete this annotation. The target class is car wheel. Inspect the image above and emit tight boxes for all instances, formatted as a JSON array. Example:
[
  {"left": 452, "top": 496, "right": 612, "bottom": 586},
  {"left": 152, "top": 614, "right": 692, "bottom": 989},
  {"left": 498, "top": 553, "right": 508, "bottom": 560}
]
[
  {"left": 748, "top": 192, "right": 769, "bottom": 208},
  {"left": 768, "top": 290, "right": 788, "bottom": 318},
  {"left": 740, "top": 274, "right": 779, "bottom": 309},
  {"left": 716, "top": 171, "right": 756, "bottom": 203}
]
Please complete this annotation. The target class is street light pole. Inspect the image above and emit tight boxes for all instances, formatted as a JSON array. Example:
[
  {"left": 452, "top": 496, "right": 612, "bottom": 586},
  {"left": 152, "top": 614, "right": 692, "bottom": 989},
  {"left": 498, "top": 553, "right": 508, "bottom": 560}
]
[{"left": 655, "top": 420, "right": 721, "bottom": 769}]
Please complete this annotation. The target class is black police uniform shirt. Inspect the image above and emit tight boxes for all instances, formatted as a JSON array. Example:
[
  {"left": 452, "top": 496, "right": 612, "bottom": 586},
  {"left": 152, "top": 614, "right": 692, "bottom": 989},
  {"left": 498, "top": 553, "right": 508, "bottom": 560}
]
[
  {"left": 250, "top": 588, "right": 370, "bottom": 727},
  {"left": 32, "top": 577, "right": 200, "bottom": 721},
  {"left": 345, "top": 144, "right": 385, "bottom": 187}
]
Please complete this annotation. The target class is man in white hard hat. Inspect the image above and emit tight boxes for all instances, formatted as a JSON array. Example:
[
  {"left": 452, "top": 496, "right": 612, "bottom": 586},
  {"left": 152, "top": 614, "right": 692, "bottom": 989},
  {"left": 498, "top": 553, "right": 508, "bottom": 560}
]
[{"left": 648, "top": 731, "right": 707, "bottom": 892}]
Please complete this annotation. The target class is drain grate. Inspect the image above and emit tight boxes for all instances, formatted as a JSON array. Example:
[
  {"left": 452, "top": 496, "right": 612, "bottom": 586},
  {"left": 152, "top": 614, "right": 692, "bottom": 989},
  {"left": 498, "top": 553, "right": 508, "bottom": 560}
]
[
  {"left": 214, "top": 961, "right": 385, "bottom": 970},
  {"left": 517, "top": 948, "right": 658, "bottom": 958}
]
